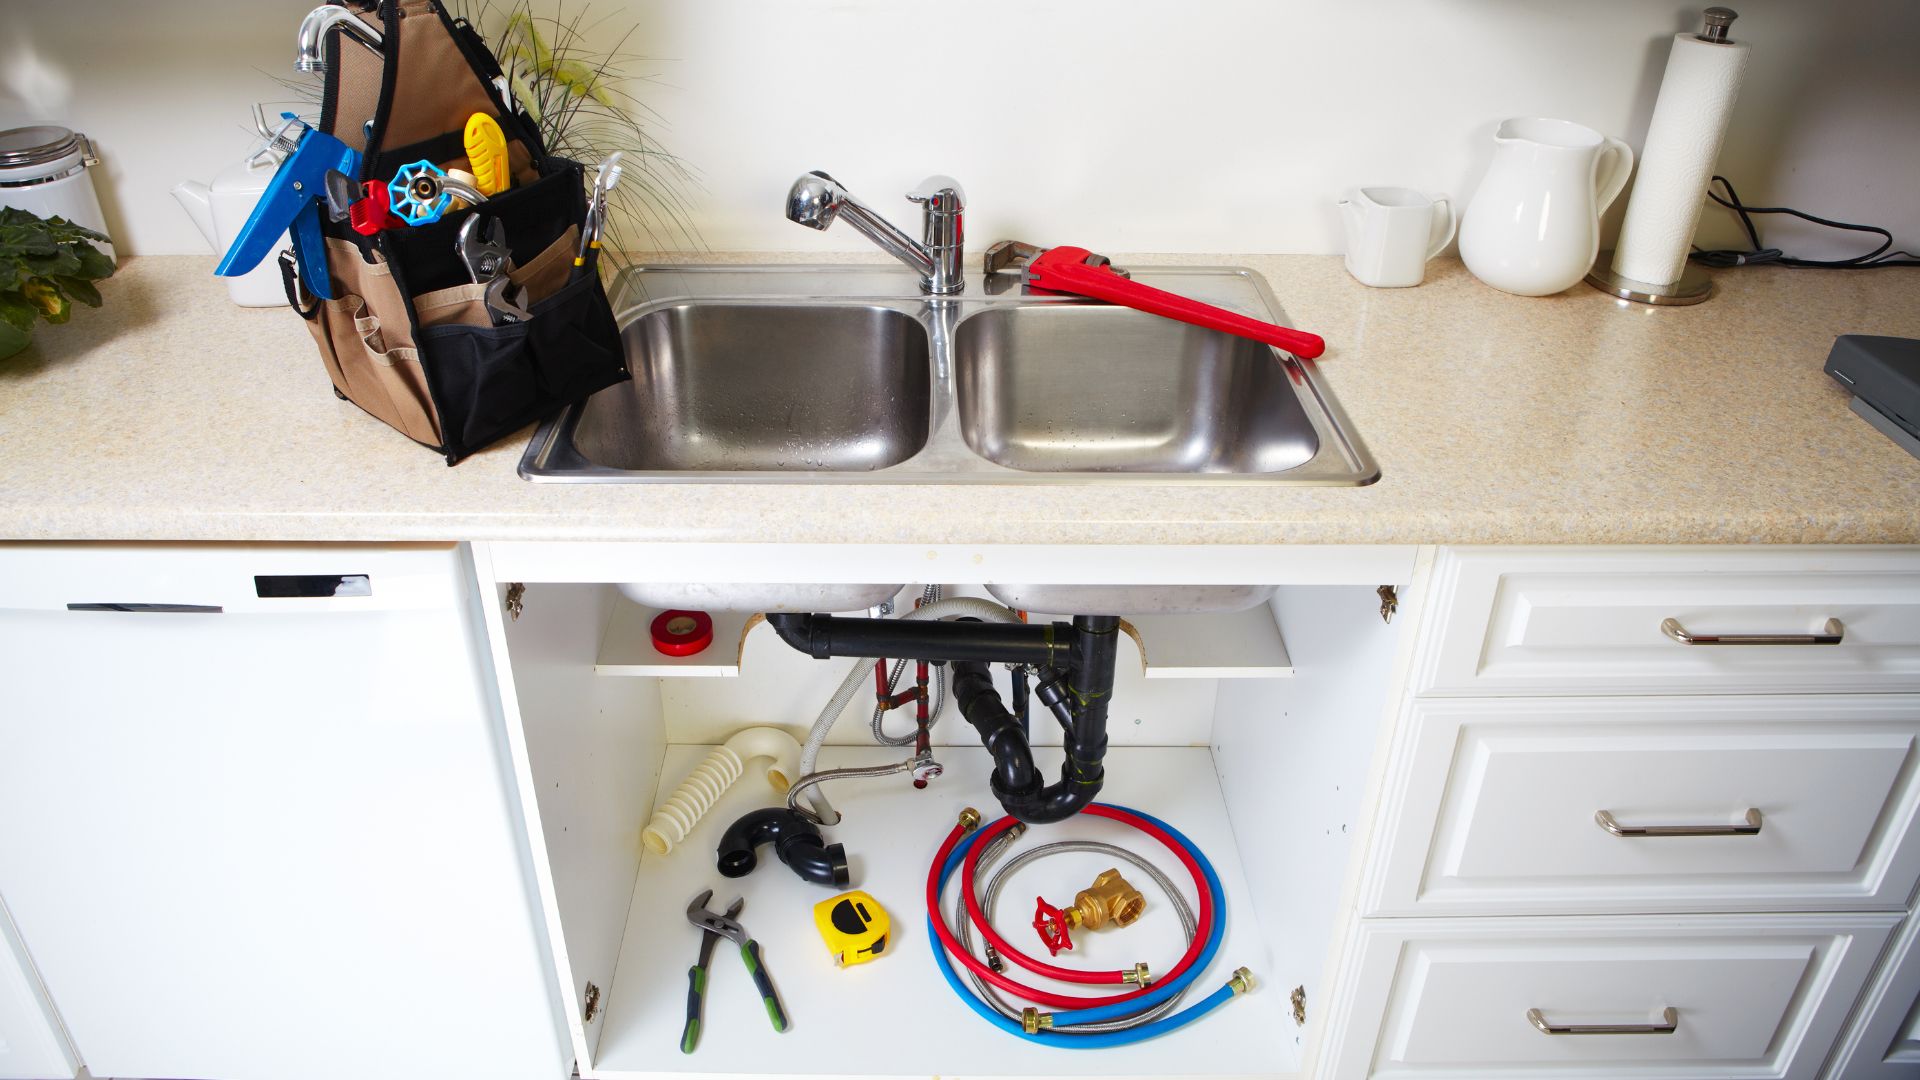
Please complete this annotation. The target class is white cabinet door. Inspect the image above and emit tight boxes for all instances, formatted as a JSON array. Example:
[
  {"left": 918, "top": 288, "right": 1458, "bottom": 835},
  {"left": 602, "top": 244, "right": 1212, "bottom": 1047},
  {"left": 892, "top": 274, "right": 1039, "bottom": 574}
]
[
  {"left": 0, "top": 544, "right": 568, "bottom": 1080},
  {"left": 1365, "top": 696, "right": 1920, "bottom": 916},
  {"left": 1416, "top": 547, "right": 1920, "bottom": 697},
  {"left": 0, "top": 900, "right": 75, "bottom": 1080},
  {"left": 1822, "top": 914, "right": 1920, "bottom": 1079},
  {"left": 1323, "top": 913, "right": 1896, "bottom": 1080}
]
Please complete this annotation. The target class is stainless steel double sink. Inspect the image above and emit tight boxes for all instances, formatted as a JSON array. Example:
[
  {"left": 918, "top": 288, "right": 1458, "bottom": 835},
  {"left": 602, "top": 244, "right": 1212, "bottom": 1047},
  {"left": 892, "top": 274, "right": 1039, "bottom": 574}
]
[{"left": 520, "top": 265, "right": 1378, "bottom": 484}]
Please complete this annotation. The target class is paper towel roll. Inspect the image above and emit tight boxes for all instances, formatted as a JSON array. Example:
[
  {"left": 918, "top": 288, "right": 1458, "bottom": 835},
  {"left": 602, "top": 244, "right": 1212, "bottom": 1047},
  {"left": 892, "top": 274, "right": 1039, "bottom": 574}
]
[{"left": 1611, "top": 30, "right": 1750, "bottom": 286}]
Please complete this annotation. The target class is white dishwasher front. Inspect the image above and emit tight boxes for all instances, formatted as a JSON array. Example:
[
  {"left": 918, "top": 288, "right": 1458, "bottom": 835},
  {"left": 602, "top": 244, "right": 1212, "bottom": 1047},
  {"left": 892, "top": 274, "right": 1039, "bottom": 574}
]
[{"left": 0, "top": 544, "right": 568, "bottom": 1080}]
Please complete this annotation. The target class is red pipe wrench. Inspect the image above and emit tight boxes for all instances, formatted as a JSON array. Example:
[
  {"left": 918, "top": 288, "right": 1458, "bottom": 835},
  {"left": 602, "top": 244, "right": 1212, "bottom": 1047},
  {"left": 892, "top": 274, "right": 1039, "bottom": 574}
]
[{"left": 993, "top": 242, "right": 1326, "bottom": 360}]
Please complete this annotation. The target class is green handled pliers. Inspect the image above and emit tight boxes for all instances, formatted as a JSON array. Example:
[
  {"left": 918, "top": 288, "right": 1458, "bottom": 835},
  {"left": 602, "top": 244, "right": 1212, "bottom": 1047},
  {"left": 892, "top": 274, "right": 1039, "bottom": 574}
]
[{"left": 682, "top": 889, "right": 787, "bottom": 1053}]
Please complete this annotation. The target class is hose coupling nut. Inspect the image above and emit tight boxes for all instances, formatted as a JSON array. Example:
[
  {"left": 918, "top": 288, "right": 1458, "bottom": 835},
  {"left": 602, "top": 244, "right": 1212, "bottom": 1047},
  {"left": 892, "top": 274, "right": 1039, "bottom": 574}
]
[
  {"left": 1021, "top": 1007, "right": 1053, "bottom": 1034},
  {"left": 1230, "top": 967, "right": 1256, "bottom": 995},
  {"left": 1122, "top": 962, "right": 1151, "bottom": 985},
  {"left": 957, "top": 807, "right": 981, "bottom": 831}
]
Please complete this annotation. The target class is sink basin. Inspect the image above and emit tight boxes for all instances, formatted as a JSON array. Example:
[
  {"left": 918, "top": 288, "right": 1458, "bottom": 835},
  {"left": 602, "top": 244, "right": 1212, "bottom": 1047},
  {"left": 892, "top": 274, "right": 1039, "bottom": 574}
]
[
  {"left": 954, "top": 306, "right": 1317, "bottom": 473},
  {"left": 569, "top": 303, "right": 931, "bottom": 471},
  {"left": 521, "top": 265, "right": 1377, "bottom": 485}
]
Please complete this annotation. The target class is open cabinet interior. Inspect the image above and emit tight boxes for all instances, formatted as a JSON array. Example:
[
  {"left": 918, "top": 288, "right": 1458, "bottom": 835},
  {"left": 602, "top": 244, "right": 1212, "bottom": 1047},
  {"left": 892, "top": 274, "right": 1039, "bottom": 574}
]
[{"left": 484, "top": 576, "right": 1410, "bottom": 1080}]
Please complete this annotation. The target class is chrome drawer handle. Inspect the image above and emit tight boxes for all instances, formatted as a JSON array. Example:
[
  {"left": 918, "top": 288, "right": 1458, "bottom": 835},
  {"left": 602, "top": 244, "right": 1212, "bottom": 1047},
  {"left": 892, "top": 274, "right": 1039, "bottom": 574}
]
[
  {"left": 1528, "top": 1007, "right": 1678, "bottom": 1036},
  {"left": 1661, "top": 617, "right": 1844, "bottom": 646},
  {"left": 1596, "top": 807, "right": 1763, "bottom": 837}
]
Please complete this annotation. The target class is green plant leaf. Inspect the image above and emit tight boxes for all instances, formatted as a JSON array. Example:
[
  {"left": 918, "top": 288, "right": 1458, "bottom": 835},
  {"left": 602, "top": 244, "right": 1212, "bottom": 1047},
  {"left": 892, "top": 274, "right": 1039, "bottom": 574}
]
[
  {"left": 0, "top": 229, "right": 58, "bottom": 257},
  {"left": 0, "top": 291, "right": 39, "bottom": 332},
  {"left": 0, "top": 317, "right": 29, "bottom": 360},
  {"left": 53, "top": 275, "right": 102, "bottom": 307},
  {"left": 21, "top": 248, "right": 81, "bottom": 278},
  {"left": 73, "top": 243, "right": 115, "bottom": 281},
  {"left": 23, "top": 279, "right": 70, "bottom": 324}
]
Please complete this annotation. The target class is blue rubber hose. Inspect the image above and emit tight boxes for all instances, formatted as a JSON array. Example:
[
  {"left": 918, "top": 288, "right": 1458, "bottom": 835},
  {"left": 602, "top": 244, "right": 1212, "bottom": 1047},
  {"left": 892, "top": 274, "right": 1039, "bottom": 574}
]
[{"left": 927, "top": 802, "right": 1240, "bottom": 1045}]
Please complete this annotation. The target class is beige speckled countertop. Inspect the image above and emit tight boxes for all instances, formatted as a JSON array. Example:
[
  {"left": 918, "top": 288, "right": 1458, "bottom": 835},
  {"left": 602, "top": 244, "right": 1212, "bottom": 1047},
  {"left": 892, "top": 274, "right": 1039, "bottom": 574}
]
[{"left": 2, "top": 252, "right": 1916, "bottom": 544}]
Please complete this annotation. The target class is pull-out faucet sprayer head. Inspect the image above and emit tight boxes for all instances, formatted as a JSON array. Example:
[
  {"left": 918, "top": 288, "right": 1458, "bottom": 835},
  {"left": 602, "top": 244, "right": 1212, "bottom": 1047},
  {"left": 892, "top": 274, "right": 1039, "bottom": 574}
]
[{"left": 785, "top": 171, "right": 846, "bottom": 231}]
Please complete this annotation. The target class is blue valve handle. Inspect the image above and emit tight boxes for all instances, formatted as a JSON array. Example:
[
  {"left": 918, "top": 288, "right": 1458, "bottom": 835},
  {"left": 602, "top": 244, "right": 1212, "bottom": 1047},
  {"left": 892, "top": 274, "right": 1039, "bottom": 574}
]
[{"left": 215, "top": 115, "right": 358, "bottom": 300}]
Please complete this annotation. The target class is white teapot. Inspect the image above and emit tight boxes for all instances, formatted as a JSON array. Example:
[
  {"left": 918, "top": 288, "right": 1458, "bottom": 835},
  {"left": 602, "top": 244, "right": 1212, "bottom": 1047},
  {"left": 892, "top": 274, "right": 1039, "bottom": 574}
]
[
  {"left": 1458, "top": 118, "right": 1633, "bottom": 297},
  {"left": 172, "top": 125, "right": 290, "bottom": 308}
]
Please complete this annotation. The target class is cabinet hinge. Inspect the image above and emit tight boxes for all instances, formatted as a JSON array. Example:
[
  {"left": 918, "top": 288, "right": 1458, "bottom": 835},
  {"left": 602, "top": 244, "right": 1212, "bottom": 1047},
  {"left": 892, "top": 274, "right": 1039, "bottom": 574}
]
[
  {"left": 1290, "top": 984, "right": 1307, "bottom": 1025},
  {"left": 505, "top": 582, "right": 526, "bottom": 621},
  {"left": 1376, "top": 585, "right": 1398, "bottom": 624},
  {"left": 583, "top": 980, "right": 601, "bottom": 1023}
]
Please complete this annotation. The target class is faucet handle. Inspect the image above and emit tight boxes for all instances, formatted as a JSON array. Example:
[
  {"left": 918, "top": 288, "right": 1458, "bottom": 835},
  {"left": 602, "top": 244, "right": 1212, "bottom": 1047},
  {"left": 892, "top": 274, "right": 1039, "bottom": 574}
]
[{"left": 907, "top": 175, "right": 965, "bottom": 214}]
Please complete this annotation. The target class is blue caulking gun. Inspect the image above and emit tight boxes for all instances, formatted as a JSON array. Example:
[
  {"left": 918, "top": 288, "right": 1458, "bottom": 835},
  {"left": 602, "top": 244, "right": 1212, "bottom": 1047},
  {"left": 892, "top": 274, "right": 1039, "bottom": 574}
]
[{"left": 215, "top": 112, "right": 358, "bottom": 301}]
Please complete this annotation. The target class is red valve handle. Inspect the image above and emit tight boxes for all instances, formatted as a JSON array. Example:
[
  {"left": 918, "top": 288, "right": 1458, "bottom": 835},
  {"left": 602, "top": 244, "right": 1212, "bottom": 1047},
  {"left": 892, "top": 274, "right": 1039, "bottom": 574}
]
[
  {"left": 1025, "top": 245, "right": 1327, "bottom": 360},
  {"left": 1033, "top": 896, "right": 1074, "bottom": 956}
]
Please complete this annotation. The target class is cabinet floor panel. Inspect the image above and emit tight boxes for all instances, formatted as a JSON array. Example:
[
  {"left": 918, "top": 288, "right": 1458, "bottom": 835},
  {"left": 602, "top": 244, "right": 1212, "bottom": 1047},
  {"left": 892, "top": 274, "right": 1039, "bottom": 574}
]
[{"left": 590, "top": 745, "right": 1299, "bottom": 1079}]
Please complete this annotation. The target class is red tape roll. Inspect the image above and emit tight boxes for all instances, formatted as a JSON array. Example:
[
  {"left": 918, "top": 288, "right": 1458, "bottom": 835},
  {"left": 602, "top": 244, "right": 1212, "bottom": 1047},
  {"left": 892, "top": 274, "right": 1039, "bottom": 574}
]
[{"left": 650, "top": 609, "right": 713, "bottom": 656}]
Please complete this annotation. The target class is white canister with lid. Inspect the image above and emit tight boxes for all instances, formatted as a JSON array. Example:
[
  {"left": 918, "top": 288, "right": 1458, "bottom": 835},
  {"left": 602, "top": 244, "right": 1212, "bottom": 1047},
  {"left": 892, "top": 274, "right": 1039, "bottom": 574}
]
[{"left": 0, "top": 125, "right": 115, "bottom": 260}]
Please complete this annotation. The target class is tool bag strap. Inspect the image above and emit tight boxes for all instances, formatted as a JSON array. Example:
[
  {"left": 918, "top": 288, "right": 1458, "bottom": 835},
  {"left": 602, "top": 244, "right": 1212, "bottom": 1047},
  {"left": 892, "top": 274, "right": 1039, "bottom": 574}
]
[
  {"left": 278, "top": 250, "right": 320, "bottom": 321},
  {"left": 315, "top": 1, "right": 543, "bottom": 178}
]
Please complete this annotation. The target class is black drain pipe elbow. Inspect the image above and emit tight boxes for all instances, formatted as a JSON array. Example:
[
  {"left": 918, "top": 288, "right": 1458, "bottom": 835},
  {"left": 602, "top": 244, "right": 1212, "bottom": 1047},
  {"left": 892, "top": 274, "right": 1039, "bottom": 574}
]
[
  {"left": 764, "top": 612, "right": 818, "bottom": 657},
  {"left": 955, "top": 615, "right": 1121, "bottom": 825},
  {"left": 716, "top": 807, "right": 850, "bottom": 887},
  {"left": 953, "top": 659, "right": 1041, "bottom": 799}
]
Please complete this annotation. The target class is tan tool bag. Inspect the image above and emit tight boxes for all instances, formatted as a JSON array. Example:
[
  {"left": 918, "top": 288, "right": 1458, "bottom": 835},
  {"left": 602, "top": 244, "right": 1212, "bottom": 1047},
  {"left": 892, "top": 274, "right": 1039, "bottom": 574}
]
[{"left": 283, "top": 0, "right": 628, "bottom": 464}]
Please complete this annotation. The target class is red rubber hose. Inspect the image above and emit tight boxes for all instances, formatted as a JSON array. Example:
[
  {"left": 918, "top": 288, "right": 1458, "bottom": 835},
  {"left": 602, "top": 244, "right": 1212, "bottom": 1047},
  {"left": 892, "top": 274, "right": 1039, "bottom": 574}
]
[
  {"left": 962, "top": 807, "right": 1213, "bottom": 988},
  {"left": 925, "top": 805, "right": 1215, "bottom": 1009},
  {"left": 961, "top": 817, "right": 1122, "bottom": 984}
]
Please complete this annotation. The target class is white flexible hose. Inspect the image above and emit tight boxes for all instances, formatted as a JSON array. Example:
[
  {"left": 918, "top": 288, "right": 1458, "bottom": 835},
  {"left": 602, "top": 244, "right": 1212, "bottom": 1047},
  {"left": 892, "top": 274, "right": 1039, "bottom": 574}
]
[
  {"left": 798, "top": 596, "right": 1023, "bottom": 821},
  {"left": 642, "top": 726, "right": 802, "bottom": 856}
]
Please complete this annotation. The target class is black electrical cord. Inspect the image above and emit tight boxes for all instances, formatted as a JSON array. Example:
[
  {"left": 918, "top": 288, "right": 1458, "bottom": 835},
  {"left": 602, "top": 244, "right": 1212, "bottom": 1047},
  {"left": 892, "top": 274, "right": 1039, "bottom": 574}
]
[{"left": 1690, "top": 176, "right": 1920, "bottom": 269}]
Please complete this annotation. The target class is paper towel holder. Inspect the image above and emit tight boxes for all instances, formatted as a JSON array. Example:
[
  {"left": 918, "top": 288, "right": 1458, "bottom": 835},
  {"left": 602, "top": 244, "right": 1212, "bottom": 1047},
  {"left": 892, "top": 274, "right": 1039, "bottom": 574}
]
[
  {"left": 1586, "top": 251, "right": 1714, "bottom": 306},
  {"left": 1585, "top": 6, "right": 1740, "bottom": 307}
]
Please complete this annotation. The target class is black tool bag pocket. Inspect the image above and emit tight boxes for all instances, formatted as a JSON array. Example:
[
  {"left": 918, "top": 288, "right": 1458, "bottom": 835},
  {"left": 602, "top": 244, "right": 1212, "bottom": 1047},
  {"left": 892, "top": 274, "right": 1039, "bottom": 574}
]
[
  {"left": 379, "top": 160, "right": 585, "bottom": 296},
  {"left": 298, "top": 0, "right": 630, "bottom": 465},
  {"left": 417, "top": 272, "right": 627, "bottom": 460}
]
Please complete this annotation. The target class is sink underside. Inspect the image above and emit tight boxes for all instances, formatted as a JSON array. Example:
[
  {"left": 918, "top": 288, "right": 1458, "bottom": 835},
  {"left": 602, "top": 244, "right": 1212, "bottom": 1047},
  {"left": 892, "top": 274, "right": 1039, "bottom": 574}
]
[{"left": 521, "top": 265, "right": 1377, "bottom": 485}]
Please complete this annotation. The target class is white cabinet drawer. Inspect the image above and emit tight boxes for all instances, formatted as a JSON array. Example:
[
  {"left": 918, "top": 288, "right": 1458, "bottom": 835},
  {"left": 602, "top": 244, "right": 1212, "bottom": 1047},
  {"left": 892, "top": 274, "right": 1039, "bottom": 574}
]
[
  {"left": 1417, "top": 547, "right": 1920, "bottom": 697},
  {"left": 1364, "top": 697, "right": 1920, "bottom": 916},
  {"left": 1326, "top": 912, "right": 1896, "bottom": 1080}
]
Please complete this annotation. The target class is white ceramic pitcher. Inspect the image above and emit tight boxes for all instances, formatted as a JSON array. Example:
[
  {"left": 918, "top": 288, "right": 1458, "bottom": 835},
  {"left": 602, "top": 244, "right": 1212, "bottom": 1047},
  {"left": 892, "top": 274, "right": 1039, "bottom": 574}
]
[
  {"left": 1458, "top": 117, "right": 1633, "bottom": 297},
  {"left": 1338, "top": 187, "right": 1456, "bottom": 288}
]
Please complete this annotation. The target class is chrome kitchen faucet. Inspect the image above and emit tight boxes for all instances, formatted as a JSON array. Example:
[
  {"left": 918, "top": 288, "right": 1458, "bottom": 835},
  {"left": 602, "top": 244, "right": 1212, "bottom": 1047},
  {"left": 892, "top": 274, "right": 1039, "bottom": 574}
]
[{"left": 785, "top": 171, "right": 965, "bottom": 295}]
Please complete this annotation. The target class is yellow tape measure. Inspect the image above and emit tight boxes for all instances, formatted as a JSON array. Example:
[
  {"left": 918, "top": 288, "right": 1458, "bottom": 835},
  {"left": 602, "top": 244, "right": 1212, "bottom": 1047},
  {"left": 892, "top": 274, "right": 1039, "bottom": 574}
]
[{"left": 813, "top": 891, "right": 889, "bottom": 967}]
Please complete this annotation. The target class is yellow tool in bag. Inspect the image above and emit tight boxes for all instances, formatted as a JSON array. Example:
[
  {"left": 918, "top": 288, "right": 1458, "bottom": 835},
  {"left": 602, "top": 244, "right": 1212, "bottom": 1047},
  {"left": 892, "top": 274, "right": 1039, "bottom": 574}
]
[
  {"left": 813, "top": 890, "right": 889, "bottom": 967},
  {"left": 463, "top": 112, "right": 510, "bottom": 196}
]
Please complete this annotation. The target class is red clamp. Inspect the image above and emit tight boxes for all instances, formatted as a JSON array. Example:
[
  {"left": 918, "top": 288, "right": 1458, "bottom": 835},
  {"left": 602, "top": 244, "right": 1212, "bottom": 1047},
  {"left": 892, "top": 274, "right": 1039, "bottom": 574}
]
[
  {"left": 350, "top": 180, "right": 405, "bottom": 236},
  {"left": 1033, "top": 896, "right": 1074, "bottom": 956}
]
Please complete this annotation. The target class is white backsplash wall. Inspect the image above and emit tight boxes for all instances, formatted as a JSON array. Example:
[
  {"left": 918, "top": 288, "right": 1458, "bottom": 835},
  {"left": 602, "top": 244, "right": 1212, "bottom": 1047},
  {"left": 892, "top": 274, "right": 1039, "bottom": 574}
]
[{"left": 4, "top": 0, "right": 1915, "bottom": 260}]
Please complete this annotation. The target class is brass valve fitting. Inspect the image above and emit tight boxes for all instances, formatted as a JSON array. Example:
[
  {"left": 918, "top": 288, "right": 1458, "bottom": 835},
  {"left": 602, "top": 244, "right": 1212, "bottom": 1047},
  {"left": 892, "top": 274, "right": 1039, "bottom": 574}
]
[
  {"left": 1229, "top": 967, "right": 1256, "bottom": 995},
  {"left": 957, "top": 807, "right": 981, "bottom": 831},
  {"left": 1122, "top": 962, "right": 1152, "bottom": 985},
  {"left": 1021, "top": 1007, "right": 1053, "bottom": 1034},
  {"left": 1069, "top": 868, "right": 1145, "bottom": 931}
]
